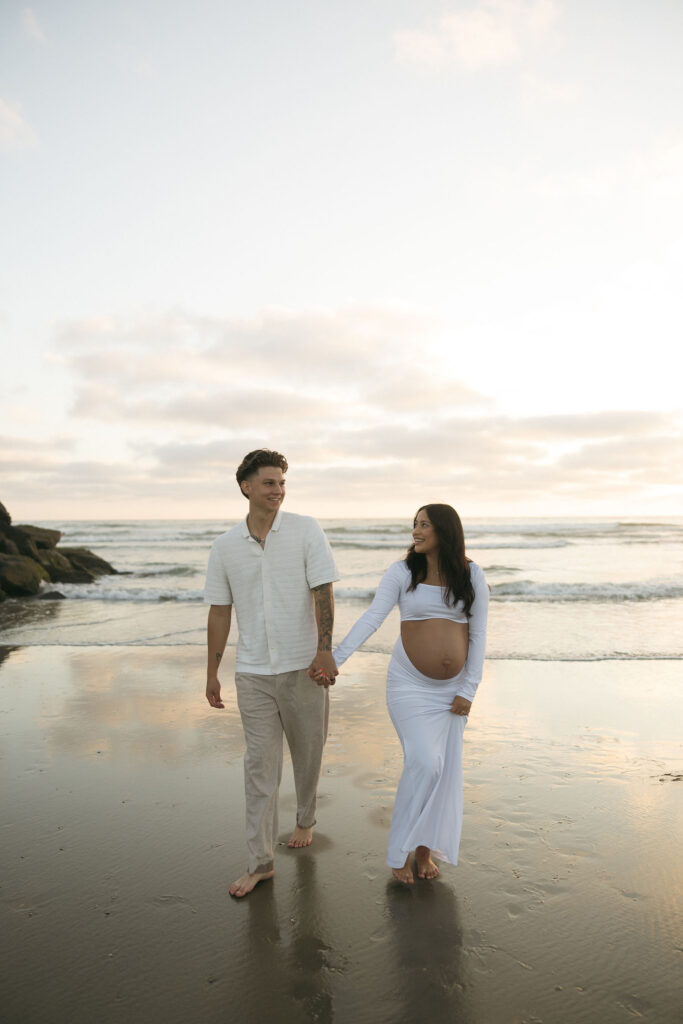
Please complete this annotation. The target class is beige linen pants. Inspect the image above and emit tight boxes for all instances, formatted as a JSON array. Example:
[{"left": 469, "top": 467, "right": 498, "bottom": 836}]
[{"left": 235, "top": 669, "right": 329, "bottom": 874}]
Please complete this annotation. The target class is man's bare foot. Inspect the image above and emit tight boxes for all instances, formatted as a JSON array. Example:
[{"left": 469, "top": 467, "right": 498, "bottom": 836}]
[
  {"left": 288, "top": 825, "right": 313, "bottom": 849},
  {"left": 229, "top": 869, "right": 274, "bottom": 898},
  {"left": 391, "top": 854, "right": 414, "bottom": 884},
  {"left": 416, "top": 845, "right": 439, "bottom": 879}
]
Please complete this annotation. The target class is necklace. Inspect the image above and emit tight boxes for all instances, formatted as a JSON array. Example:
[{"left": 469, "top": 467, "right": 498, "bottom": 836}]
[{"left": 247, "top": 516, "right": 264, "bottom": 546}]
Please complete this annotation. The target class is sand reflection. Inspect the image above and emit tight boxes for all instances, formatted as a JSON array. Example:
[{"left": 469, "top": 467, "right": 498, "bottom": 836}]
[
  {"left": 36, "top": 646, "right": 246, "bottom": 762},
  {"left": 3, "top": 647, "right": 683, "bottom": 1024},
  {"left": 288, "top": 856, "right": 335, "bottom": 1022},
  {"left": 231, "top": 854, "right": 335, "bottom": 1022},
  {"left": 386, "top": 881, "right": 471, "bottom": 1023}
]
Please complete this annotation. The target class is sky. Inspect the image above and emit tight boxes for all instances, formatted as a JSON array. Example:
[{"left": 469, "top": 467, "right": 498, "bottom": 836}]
[{"left": 2, "top": 0, "right": 682, "bottom": 521}]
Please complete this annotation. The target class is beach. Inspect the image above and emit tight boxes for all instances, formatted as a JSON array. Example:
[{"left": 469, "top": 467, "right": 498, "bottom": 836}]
[{"left": 2, "top": 642, "right": 681, "bottom": 1024}]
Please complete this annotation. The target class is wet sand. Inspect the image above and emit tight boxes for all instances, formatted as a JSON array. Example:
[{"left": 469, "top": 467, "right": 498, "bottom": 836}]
[{"left": 1, "top": 644, "right": 682, "bottom": 1024}]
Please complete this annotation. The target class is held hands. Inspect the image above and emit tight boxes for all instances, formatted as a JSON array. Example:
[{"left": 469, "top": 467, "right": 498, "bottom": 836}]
[
  {"left": 450, "top": 695, "right": 471, "bottom": 717},
  {"left": 307, "top": 651, "right": 339, "bottom": 687}
]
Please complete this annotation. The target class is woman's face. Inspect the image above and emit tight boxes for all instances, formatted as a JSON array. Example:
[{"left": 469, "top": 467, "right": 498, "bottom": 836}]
[{"left": 412, "top": 509, "right": 439, "bottom": 557}]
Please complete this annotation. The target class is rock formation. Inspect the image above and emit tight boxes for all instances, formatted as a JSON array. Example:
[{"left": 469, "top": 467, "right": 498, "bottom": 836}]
[{"left": 0, "top": 501, "right": 117, "bottom": 601}]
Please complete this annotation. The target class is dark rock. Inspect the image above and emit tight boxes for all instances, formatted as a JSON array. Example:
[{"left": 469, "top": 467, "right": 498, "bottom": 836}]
[
  {"left": 37, "top": 549, "right": 96, "bottom": 584},
  {"left": 0, "top": 502, "right": 116, "bottom": 599},
  {"left": 14, "top": 524, "right": 62, "bottom": 549},
  {"left": 0, "top": 554, "right": 50, "bottom": 596},
  {"left": 38, "top": 590, "right": 66, "bottom": 600},
  {"left": 0, "top": 537, "right": 20, "bottom": 556},
  {"left": 58, "top": 547, "right": 117, "bottom": 576},
  {"left": 5, "top": 527, "right": 41, "bottom": 560}
]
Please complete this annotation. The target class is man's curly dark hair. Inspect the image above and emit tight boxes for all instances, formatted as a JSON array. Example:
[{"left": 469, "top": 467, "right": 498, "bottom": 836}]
[{"left": 236, "top": 449, "right": 288, "bottom": 496}]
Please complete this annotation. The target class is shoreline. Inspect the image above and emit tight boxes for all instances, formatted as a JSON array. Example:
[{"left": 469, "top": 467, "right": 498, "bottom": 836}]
[{"left": 2, "top": 645, "right": 682, "bottom": 1023}]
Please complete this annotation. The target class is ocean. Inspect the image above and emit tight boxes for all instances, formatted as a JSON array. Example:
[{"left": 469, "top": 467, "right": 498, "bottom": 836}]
[{"left": 2, "top": 517, "right": 682, "bottom": 663}]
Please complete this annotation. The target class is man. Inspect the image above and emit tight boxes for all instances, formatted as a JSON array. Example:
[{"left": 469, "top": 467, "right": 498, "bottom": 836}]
[{"left": 204, "top": 449, "right": 339, "bottom": 898}]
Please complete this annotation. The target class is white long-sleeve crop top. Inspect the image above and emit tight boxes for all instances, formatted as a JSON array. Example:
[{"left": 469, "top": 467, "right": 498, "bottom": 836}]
[{"left": 333, "top": 559, "right": 489, "bottom": 701}]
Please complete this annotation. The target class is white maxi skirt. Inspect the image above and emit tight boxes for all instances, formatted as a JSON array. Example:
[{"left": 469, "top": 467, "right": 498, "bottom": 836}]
[{"left": 386, "top": 636, "right": 468, "bottom": 868}]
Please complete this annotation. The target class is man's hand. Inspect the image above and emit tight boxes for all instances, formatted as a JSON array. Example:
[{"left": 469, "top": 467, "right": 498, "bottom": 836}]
[
  {"left": 307, "top": 651, "right": 338, "bottom": 687},
  {"left": 450, "top": 695, "right": 471, "bottom": 716},
  {"left": 206, "top": 678, "right": 225, "bottom": 709}
]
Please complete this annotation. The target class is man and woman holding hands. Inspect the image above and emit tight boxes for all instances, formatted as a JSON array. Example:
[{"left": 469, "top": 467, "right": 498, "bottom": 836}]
[{"left": 205, "top": 449, "right": 488, "bottom": 898}]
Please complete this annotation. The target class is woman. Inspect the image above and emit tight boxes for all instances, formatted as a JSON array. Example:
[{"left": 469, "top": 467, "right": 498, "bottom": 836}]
[{"left": 327, "top": 504, "right": 488, "bottom": 884}]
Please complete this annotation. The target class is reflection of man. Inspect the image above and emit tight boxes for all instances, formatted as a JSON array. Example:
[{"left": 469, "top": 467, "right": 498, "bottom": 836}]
[{"left": 204, "top": 449, "right": 339, "bottom": 897}]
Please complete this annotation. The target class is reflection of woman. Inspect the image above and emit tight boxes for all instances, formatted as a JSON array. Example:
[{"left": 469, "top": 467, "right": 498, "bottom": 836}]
[
  {"left": 386, "top": 881, "right": 470, "bottom": 1021},
  {"left": 330, "top": 504, "right": 488, "bottom": 884}
]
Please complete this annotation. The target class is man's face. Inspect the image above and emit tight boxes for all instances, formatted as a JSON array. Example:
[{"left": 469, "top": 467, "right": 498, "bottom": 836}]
[{"left": 241, "top": 465, "right": 286, "bottom": 514}]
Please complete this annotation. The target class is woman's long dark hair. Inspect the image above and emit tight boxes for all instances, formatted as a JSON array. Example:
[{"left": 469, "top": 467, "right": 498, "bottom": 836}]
[{"left": 405, "top": 504, "right": 475, "bottom": 616}]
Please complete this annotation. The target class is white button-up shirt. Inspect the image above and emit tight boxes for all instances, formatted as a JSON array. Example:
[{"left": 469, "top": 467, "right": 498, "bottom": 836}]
[{"left": 204, "top": 510, "right": 339, "bottom": 674}]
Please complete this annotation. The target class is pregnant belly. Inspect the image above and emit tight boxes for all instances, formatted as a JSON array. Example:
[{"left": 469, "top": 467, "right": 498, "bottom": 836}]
[{"left": 401, "top": 619, "right": 469, "bottom": 679}]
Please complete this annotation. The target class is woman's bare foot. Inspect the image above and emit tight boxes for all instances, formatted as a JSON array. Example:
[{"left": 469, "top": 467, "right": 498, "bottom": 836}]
[
  {"left": 391, "top": 854, "right": 414, "bottom": 884},
  {"left": 288, "top": 825, "right": 313, "bottom": 849},
  {"left": 229, "top": 869, "right": 274, "bottom": 898},
  {"left": 415, "top": 845, "right": 439, "bottom": 879}
]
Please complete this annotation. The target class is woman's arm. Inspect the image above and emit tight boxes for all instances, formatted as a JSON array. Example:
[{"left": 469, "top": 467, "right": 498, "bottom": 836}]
[
  {"left": 333, "top": 562, "right": 405, "bottom": 667},
  {"left": 454, "top": 563, "right": 489, "bottom": 702}
]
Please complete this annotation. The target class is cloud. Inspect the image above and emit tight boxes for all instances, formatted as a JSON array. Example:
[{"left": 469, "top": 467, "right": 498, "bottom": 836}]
[
  {"left": 0, "top": 98, "right": 37, "bottom": 151},
  {"left": 57, "top": 306, "right": 486, "bottom": 426},
  {"left": 71, "top": 383, "right": 332, "bottom": 431},
  {"left": 3, "top": 405, "right": 680, "bottom": 514},
  {"left": 394, "top": 0, "right": 559, "bottom": 71},
  {"left": 533, "top": 137, "right": 683, "bottom": 203},
  {"left": 21, "top": 8, "right": 46, "bottom": 42},
  {"left": 363, "top": 368, "right": 487, "bottom": 415},
  {"left": 0, "top": 435, "right": 76, "bottom": 480},
  {"left": 558, "top": 434, "right": 683, "bottom": 478},
  {"left": 520, "top": 71, "right": 580, "bottom": 106},
  {"left": 102, "top": 410, "right": 683, "bottom": 502},
  {"left": 504, "top": 411, "right": 672, "bottom": 440},
  {"left": 6, "top": 304, "right": 679, "bottom": 516},
  {"left": 0, "top": 435, "right": 60, "bottom": 452},
  {"left": 0, "top": 434, "right": 75, "bottom": 456}
]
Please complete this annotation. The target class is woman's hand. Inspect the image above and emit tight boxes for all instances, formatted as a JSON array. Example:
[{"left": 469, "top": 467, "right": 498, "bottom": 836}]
[{"left": 450, "top": 696, "right": 471, "bottom": 716}]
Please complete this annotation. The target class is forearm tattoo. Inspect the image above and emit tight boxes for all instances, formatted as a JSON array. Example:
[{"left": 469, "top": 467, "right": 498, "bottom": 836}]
[
  {"left": 215, "top": 652, "right": 222, "bottom": 666},
  {"left": 312, "top": 583, "right": 334, "bottom": 651}
]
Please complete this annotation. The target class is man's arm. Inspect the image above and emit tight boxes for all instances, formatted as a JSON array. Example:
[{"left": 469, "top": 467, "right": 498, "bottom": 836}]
[
  {"left": 206, "top": 604, "right": 232, "bottom": 708},
  {"left": 308, "top": 582, "right": 338, "bottom": 686}
]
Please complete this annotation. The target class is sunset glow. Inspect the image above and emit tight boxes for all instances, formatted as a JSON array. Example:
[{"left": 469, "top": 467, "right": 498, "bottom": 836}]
[{"left": 2, "top": 1, "right": 682, "bottom": 519}]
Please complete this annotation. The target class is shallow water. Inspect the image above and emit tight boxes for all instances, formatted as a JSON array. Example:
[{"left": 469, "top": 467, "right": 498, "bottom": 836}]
[{"left": 2, "top": 516, "right": 683, "bottom": 662}]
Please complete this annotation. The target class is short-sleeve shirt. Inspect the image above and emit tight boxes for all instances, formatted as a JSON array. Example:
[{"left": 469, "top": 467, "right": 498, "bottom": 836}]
[{"left": 204, "top": 510, "right": 339, "bottom": 674}]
